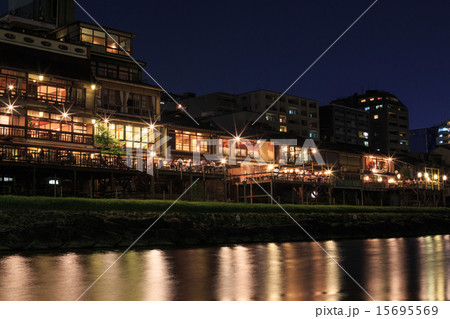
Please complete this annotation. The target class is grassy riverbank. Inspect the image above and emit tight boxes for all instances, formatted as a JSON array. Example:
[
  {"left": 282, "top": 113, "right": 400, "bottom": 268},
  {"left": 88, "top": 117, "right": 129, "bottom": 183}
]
[{"left": 0, "top": 196, "right": 450, "bottom": 250}]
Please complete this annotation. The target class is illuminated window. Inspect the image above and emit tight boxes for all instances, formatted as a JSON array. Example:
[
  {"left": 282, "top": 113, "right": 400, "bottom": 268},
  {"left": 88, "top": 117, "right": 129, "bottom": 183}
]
[
  {"left": 93, "top": 30, "right": 106, "bottom": 46},
  {"left": 106, "top": 34, "right": 119, "bottom": 54},
  {"left": 175, "top": 130, "right": 209, "bottom": 153},
  {"left": 279, "top": 115, "right": 287, "bottom": 123},
  {"left": 81, "top": 27, "right": 93, "bottom": 43},
  {"left": 34, "top": 84, "right": 67, "bottom": 104},
  {"left": 374, "top": 115, "right": 379, "bottom": 119},
  {"left": 280, "top": 125, "right": 287, "bottom": 133},
  {"left": 265, "top": 113, "right": 276, "bottom": 121},
  {"left": 289, "top": 108, "right": 298, "bottom": 115},
  {"left": 309, "top": 130, "right": 318, "bottom": 138},
  {"left": 360, "top": 99, "right": 366, "bottom": 103}
]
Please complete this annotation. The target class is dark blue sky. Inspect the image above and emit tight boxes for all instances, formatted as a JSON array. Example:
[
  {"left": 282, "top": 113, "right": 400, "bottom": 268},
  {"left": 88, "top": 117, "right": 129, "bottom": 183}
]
[{"left": 3, "top": 0, "right": 450, "bottom": 129}]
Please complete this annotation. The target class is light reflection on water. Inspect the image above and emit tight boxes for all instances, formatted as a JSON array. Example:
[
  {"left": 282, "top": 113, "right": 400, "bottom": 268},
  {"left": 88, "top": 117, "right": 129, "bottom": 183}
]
[{"left": 0, "top": 235, "right": 449, "bottom": 301}]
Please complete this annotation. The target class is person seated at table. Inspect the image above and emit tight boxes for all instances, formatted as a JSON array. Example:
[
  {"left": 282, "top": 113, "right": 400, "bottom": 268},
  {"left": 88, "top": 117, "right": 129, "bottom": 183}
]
[
  {"left": 273, "top": 167, "right": 280, "bottom": 178},
  {"left": 67, "top": 151, "right": 75, "bottom": 164}
]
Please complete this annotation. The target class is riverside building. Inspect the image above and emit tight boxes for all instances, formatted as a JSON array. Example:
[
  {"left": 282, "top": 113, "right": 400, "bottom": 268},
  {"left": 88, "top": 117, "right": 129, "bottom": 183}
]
[{"left": 0, "top": 1, "right": 448, "bottom": 206}]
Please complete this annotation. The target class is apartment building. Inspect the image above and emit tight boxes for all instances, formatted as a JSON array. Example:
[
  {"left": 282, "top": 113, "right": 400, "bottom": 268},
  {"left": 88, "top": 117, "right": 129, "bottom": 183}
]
[
  {"left": 332, "top": 90, "right": 410, "bottom": 155},
  {"left": 319, "top": 104, "right": 369, "bottom": 147}
]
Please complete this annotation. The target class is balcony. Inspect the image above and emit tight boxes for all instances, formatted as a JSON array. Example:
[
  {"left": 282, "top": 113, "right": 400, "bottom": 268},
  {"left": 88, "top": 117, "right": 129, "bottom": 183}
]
[{"left": 0, "top": 124, "right": 93, "bottom": 145}]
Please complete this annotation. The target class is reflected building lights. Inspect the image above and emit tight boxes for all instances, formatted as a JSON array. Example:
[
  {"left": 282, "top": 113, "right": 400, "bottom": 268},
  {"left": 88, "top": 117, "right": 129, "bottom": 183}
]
[
  {"left": 0, "top": 256, "right": 32, "bottom": 301},
  {"left": 265, "top": 243, "right": 282, "bottom": 301},
  {"left": 386, "top": 238, "right": 407, "bottom": 300},
  {"left": 216, "top": 245, "right": 254, "bottom": 300},
  {"left": 323, "top": 241, "right": 341, "bottom": 301},
  {"left": 142, "top": 249, "right": 173, "bottom": 301}
]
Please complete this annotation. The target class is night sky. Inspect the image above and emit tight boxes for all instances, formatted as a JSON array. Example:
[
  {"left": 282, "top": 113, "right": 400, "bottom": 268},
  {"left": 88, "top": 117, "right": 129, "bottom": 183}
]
[{"left": 2, "top": 0, "right": 450, "bottom": 129}]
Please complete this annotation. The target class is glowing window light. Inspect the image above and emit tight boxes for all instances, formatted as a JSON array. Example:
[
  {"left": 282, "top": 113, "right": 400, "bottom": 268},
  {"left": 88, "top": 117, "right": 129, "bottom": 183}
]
[{"left": 49, "top": 179, "right": 60, "bottom": 185}]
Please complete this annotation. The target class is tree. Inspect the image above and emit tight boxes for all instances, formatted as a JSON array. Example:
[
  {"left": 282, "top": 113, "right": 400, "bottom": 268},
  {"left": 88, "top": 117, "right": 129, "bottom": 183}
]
[{"left": 94, "top": 124, "right": 125, "bottom": 155}]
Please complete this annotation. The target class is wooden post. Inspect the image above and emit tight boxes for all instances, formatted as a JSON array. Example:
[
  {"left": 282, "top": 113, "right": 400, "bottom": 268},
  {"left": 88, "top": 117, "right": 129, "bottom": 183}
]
[
  {"left": 243, "top": 181, "right": 247, "bottom": 203},
  {"left": 54, "top": 173, "right": 57, "bottom": 197},
  {"left": 189, "top": 173, "right": 193, "bottom": 201},
  {"left": 90, "top": 174, "right": 93, "bottom": 198},
  {"left": 270, "top": 180, "right": 274, "bottom": 204},
  {"left": 250, "top": 179, "right": 253, "bottom": 204},
  {"left": 329, "top": 186, "right": 333, "bottom": 205},
  {"left": 151, "top": 174, "right": 155, "bottom": 199},
  {"left": 73, "top": 170, "right": 77, "bottom": 197},
  {"left": 223, "top": 166, "right": 227, "bottom": 202},
  {"left": 360, "top": 189, "right": 364, "bottom": 206},
  {"left": 110, "top": 172, "right": 114, "bottom": 198},
  {"left": 32, "top": 167, "right": 36, "bottom": 196}
]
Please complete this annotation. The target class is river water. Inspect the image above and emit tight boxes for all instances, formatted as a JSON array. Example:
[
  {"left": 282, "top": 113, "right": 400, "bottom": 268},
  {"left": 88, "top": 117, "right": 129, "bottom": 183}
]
[{"left": 0, "top": 235, "right": 449, "bottom": 301}]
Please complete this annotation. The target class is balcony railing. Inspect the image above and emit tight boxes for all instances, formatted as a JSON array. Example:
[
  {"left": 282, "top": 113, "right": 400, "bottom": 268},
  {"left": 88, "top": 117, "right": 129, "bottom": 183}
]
[
  {"left": 0, "top": 124, "right": 93, "bottom": 145},
  {"left": 0, "top": 145, "right": 225, "bottom": 175},
  {"left": 1, "top": 90, "right": 85, "bottom": 109}
]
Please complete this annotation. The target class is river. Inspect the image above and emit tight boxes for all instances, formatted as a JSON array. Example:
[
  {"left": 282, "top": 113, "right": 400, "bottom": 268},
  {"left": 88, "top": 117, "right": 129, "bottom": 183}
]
[{"left": 0, "top": 235, "right": 449, "bottom": 301}]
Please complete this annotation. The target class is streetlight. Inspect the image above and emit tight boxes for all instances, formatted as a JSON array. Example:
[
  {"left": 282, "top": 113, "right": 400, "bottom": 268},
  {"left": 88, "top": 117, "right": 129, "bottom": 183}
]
[
  {"left": 397, "top": 173, "right": 401, "bottom": 179},
  {"left": 444, "top": 175, "right": 448, "bottom": 181},
  {"left": 417, "top": 172, "right": 423, "bottom": 179},
  {"left": 221, "top": 158, "right": 226, "bottom": 165}
]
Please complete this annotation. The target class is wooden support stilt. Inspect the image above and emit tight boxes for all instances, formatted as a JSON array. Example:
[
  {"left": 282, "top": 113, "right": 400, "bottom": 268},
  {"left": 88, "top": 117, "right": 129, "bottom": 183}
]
[{"left": 73, "top": 170, "right": 77, "bottom": 197}]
